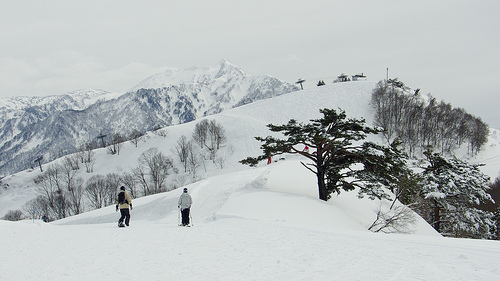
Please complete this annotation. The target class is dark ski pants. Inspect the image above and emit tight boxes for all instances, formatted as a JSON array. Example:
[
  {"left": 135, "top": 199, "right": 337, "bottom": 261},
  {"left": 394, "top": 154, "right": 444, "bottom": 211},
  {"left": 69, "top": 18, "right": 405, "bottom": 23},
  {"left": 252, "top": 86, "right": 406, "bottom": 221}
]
[
  {"left": 181, "top": 208, "right": 190, "bottom": 225},
  {"left": 119, "top": 208, "right": 130, "bottom": 226}
]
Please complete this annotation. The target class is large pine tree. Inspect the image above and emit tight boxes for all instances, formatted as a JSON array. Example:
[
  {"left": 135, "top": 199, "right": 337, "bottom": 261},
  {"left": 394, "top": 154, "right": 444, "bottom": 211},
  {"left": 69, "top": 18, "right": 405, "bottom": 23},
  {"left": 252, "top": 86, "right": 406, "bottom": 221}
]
[{"left": 240, "top": 108, "right": 404, "bottom": 201}]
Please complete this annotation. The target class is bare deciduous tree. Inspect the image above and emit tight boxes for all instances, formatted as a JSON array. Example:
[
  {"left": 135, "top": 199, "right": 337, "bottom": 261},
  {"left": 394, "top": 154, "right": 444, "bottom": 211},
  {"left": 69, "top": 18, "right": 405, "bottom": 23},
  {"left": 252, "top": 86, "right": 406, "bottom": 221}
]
[
  {"left": 22, "top": 196, "right": 50, "bottom": 221},
  {"left": 135, "top": 148, "right": 174, "bottom": 195},
  {"left": 152, "top": 126, "right": 168, "bottom": 137},
  {"left": 2, "top": 209, "right": 24, "bottom": 221},
  {"left": 368, "top": 204, "right": 416, "bottom": 233},
  {"left": 129, "top": 129, "right": 145, "bottom": 148},
  {"left": 122, "top": 173, "right": 138, "bottom": 199},
  {"left": 61, "top": 159, "right": 84, "bottom": 215},
  {"left": 84, "top": 173, "right": 123, "bottom": 209},
  {"left": 174, "top": 135, "right": 192, "bottom": 172},
  {"left": 193, "top": 119, "right": 209, "bottom": 148},
  {"left": 132, "top": 166, "right": 150, "bottom": 196},
  {"left": 63, "top": 154, "right": 80, "bottom": 171},
  {"left": 200, "top": 120, "right": 227, "bottom": 162},
  {"left": 34, "top": 165, "right": 67, "bottom": 219},
  {"left": 78, "top": 143, "right": 96, "bottom": 173},
  {"left": 85, "top": 174, "right": 108, "bottom": 209},
  {"left": 208, "top": 120, "right": 226, "bottom": 151},
  {"left": 105, "top": 173, "right": 122, "bottom": 204},
  {"left": 187, "top": 147, "right": 201, "bottom": 179},
  {"left": 108, "top": 132, "right": 124, "bottom": 155}
]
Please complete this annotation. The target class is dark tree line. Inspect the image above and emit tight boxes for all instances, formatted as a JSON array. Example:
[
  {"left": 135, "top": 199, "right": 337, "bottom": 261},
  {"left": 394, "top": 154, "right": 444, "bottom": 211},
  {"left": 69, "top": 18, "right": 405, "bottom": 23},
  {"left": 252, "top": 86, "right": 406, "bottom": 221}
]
[{"left": 371, "top": 79, "right": 488, "bottom": 156}]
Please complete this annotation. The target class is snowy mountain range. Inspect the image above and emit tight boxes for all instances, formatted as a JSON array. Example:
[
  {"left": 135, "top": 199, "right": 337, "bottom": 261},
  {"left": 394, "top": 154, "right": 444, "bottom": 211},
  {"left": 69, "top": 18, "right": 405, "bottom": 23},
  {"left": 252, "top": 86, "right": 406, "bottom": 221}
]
[{"left": 0, "top": 60, "right": 298, "bottom": 176}]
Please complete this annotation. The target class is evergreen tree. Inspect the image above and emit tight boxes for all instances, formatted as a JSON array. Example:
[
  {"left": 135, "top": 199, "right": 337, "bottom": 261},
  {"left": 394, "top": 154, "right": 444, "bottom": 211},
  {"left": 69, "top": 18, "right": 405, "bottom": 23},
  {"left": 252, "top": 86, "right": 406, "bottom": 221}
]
[
  {"left": 356, "top": 138, "right": 421, "bottom": 205},
  {"left": 241, "top": 108, "right": 402, "bottom": 201},
  {"left": 420, "top": 148, "right": 496, "bottom": 238}
]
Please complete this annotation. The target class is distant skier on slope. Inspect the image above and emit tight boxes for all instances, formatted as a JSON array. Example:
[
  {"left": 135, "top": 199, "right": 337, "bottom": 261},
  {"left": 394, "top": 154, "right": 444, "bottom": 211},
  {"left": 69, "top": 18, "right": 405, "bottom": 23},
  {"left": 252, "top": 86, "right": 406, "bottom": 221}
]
[
  {"left": 116, "top": 186, "right": 133, "bottom": 227},
  {"left": 178, "top": 188, "right": 192, "bottom": 226}
]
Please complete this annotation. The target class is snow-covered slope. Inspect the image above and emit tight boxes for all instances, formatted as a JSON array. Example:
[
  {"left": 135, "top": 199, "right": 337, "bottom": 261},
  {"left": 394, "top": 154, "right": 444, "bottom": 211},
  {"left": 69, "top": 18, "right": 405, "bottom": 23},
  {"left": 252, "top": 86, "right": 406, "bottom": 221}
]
[
  {"left": 2, "top": 81, "right": 500, "bottom": 280},
  {"left": 1, "top": 160, "right": 499, "bottom": 280},
  {"left": 0, "top": 81, "right": 376, "bottom": 216},
  {"left": 2, "top": 81, "right": 499, "bottom": 218},
  {"left": 52, "top": 160, "right": 436, "bottom": 235},
  {"left": 476, "top": 128, "right": 500, "bottom": 178}
]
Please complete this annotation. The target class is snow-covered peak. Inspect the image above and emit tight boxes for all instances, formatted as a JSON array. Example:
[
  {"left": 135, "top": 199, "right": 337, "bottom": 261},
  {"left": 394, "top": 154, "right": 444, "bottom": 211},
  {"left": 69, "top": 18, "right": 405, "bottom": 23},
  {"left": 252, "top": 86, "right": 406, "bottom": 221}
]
[
  {"left": 212, "top": 58, "right": 245, "bottom": 79},
  {"left": 128, "top": 59, "right": 246, "bottom": 92}
]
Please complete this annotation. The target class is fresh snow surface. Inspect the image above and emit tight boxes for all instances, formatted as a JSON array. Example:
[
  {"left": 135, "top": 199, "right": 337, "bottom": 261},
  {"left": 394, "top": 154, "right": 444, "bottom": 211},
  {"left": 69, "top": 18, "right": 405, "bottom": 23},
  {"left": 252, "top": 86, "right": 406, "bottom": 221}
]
[
  {"left": 1, "top": 162, "right": 500, "bottom": 280},
  {"left": 1, "top": 81, "right": 500, "bottom": 280}
]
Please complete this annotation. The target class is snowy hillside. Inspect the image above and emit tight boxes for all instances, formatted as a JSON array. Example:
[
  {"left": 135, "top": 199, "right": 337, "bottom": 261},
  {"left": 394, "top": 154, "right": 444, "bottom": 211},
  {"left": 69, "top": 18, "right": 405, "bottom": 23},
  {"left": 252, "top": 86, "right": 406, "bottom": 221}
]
[
  {"left": 2, "top": 81, "right": 500, "bottom": 280},
  {"left": 0, "top": 81, "right": 378, "bottom": 217},
  {"left": 2, "top": 80, "right": 500, "bottom": 217},
  {"left": 1, "top": 161, "right": 500, "bottom": 280},
  {"left": 479, "top": 128, "right": 500, "bottom": 177}
]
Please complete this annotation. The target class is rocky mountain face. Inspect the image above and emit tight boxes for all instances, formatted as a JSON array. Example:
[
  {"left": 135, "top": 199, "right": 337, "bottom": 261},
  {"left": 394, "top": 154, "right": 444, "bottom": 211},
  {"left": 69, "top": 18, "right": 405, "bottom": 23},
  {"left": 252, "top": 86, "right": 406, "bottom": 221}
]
[{"left": 0, "top": 60, "right": 298, "bottom": 175}]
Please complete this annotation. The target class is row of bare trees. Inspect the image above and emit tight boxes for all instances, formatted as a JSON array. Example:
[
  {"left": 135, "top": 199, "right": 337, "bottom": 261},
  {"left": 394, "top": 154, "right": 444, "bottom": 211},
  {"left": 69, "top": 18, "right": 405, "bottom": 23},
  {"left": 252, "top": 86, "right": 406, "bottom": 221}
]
[
  {"left": 22, "top": 120, "right": 227, "bottom": 221},
  {"left": 192, "top": 119, "right": 227, "bottom": 158},
  {"left": 371, "top": 79, "right": 488, "bottom": 156},
  {"left": 174, "top": 119, "right": 228, "bottom": 177},
  {"left": 29, "top": 161, "right": 85, "bottom": 220},
  {"left": 23, "top": 146, "right": 173, "bottom": 221}
]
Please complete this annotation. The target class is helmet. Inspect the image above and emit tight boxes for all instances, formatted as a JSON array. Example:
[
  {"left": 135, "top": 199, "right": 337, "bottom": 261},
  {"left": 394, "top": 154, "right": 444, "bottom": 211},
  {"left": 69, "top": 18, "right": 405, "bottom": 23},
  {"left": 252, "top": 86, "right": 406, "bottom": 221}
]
[
  {"left": 183, "top": 188, "right": 188, "bottom": 193},
  {"left": 120, "top": 186, "right": 126, "bottom": 191}
]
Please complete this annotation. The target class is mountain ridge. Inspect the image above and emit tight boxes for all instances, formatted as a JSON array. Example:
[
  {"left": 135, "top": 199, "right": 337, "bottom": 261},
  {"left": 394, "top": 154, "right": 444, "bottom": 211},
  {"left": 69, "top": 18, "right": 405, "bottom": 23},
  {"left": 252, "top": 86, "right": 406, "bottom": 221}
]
[{"left": 0, "top": 60, "right": 298, "bottom": 176}]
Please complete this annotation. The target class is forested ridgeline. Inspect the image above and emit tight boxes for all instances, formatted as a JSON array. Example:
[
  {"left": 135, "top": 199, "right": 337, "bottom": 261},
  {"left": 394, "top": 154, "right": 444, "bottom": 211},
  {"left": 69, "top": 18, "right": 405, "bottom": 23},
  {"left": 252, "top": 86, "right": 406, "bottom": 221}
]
[{"left": 371, "top": 79, "right": 488, "bottom": 157}]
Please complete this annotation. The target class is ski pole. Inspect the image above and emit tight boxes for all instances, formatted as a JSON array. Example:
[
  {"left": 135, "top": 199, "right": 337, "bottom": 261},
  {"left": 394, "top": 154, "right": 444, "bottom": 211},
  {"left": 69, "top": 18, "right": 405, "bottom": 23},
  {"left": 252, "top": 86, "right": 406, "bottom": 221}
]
[{"left": 189, "top": 208, "right": 193, "bottom": 226}]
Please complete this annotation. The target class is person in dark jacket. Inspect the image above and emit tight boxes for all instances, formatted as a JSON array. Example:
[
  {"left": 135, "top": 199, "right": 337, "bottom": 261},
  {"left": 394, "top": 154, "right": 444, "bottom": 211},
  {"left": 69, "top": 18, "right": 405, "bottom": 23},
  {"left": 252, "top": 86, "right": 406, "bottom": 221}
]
[
  {"left": 116, "top": 186, "right": 133, "bottom": 227},
  {"left": 178, "top": 188, "right": 192, "bottom": 226}
]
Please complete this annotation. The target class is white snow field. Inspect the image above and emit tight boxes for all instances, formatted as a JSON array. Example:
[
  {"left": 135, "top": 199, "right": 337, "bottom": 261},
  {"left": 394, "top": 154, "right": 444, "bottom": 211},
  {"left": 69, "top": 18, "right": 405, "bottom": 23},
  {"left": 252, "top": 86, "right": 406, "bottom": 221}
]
[
  {"left": 1, "top": 81, "right": 500, "bottom": 280},
  {"left": 1, "top": 161, "right": 500, "bottom": 280}
]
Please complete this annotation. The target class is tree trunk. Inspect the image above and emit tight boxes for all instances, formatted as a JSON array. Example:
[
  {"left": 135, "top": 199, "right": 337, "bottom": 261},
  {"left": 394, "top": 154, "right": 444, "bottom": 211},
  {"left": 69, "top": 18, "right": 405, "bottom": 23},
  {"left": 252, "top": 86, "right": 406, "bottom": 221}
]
[
  {"left": 317, "top": 166, "right": 328, "bottom": 201},
  {"left": 432, "top": 201, "right": 441, "bottom": 232}
]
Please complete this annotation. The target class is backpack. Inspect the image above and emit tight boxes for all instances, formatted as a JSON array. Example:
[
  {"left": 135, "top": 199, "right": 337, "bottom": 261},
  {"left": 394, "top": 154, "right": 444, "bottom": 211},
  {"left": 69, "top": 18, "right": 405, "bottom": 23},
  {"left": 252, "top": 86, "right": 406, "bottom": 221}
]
[{"left": 118, "top": 191, "right": 126, "bottom": 205}]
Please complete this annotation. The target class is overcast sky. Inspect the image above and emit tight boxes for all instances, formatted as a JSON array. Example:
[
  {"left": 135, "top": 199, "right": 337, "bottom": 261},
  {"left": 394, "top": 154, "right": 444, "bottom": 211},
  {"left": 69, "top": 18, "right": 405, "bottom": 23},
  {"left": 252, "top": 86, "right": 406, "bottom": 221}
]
[{"left": 1, "top": 0, "right": 499, "bottom": 128}]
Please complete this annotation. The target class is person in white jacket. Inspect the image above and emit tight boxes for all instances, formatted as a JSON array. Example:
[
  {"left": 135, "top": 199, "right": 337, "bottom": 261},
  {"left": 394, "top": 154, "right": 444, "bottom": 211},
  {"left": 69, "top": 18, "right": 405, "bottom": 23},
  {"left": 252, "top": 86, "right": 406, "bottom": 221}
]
[{"left": 178, "top": 188, "right": 192, "bottom": 226}]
